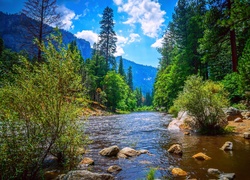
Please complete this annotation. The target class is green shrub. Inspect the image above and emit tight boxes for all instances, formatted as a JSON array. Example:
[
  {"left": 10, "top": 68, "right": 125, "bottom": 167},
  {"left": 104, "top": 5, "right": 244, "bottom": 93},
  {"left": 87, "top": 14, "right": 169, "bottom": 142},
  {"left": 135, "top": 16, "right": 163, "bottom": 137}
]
[
  {"left": 146, "top": 168, "right": 156, "bottom": 180},
  {"left": 0, "top": 34, "right": 88, "bottom": 179},
  {"left": 222, "top": 72, "right": 243, "bottom": 104},
  {"left": 168, "top": 105, "right": 180, "bottom": 117},
  {"left": 173, "top": 75, "right": 229, "bottom": 134}
]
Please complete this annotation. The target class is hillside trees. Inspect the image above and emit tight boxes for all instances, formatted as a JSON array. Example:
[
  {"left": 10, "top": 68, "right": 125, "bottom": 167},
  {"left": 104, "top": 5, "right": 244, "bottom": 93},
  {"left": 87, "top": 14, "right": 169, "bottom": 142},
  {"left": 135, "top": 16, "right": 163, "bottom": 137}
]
[{"left": 21, "top": 0, "right": 61, "bottom": 62}]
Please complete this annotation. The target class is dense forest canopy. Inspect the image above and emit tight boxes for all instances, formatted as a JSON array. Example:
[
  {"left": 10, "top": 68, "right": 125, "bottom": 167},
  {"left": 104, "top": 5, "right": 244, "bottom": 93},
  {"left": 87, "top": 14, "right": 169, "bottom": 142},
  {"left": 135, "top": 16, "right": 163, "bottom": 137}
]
[{"left": 154, "top": 0, "right": 250, "bottom": 111}]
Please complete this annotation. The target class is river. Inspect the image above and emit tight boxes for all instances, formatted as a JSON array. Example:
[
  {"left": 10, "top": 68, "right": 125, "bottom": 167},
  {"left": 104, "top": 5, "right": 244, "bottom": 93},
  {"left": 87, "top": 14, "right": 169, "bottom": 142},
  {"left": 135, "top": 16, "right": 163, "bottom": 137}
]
[{"left": 83, "top": 112, "right": 250, "bottom": 179}]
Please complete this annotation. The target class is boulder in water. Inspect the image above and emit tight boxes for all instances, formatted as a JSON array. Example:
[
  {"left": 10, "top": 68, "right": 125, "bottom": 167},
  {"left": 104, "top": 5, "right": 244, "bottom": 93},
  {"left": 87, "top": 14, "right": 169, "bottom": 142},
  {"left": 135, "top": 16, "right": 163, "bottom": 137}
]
[
  {"left": 117, "top": 147, "right": 140, "bottom": 158},
  {"left": 244, "top": 132, "right": 250, "bottom": 139},
  {"left": 192, "top": 152, "right": 211, "bottom": 160},
  {"left": 79, "top": 157, "right": 94, "bottom": 166},
  {"left": 220, "top": 141, "right": 233, "bottom": 151},
  {"left": 62, "top": 170, "right": 114, "bottom": 180},
  {"left": 171, "top": 168, "right": 188, "bottom": 177},
  {"left": 168, "top": 144, "right": 183, "bottom": 155},
  {"left": 208, "top": 168, "right": 221, "bottom": 175},
  {"left": 107, "top": 165, "right": 122, "bottom": 173},
  {"left": 219, "top": 173, "right": 236, "bottom": 180},
  {"left": 99, "top": 145, "right": 120, "bottom": 157}
]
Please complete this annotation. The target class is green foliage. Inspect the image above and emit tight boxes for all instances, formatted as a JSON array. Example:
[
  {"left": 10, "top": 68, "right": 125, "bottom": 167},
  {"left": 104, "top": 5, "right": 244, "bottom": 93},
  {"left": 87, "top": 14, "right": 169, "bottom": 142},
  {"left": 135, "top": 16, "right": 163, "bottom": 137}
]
[
  {"left": 168, "top": 105, "right": 180, "bottom": 118},
  {"left": 238, "top": 38, "right": 250, "bottom": 93},
  {"left": 146, "top": 168, "right": 156, "bottom": 180},
  {"left": 135, "top": 106, "right": 154, "bottom": 112},
  {"left": 0, "top": 35, "right": 88, "bottom": 179},
  {"left": 222, "top": 72, "right": 243, "bottom": 103},
  {"left": 127, "top": 66, "right": 133, "bottom": 90},
  {"left": 173, "top": 75, "right": 229, "bottom": 134},
  {"left": 102, "top": 71, "right": 130, "bottom": 112}
]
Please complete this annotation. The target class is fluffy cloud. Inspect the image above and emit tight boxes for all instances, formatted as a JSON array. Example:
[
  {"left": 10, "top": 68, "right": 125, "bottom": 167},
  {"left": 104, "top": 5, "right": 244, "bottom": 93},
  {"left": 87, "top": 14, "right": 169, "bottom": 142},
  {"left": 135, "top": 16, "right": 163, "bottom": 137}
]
[
  {"left": 114, "top": 33, "right": 141, "bottom": 56},
  {"left": 114, "top": 45, "right": 125, "bottom": 57},
  {"left": 75, "top": 30, "right": 98, "bottom": 47},
  {"left": 114, "top": 0, "right": 166, "bottom": 38},
  {"left": 151, "top": 37, "right": 163, "bottom": 48},
  {"left": 113, "top": 0, "right": 123, "bottom": 6},
  {"left": 57, "top": 6, "right": 83, "bottom": 30}
]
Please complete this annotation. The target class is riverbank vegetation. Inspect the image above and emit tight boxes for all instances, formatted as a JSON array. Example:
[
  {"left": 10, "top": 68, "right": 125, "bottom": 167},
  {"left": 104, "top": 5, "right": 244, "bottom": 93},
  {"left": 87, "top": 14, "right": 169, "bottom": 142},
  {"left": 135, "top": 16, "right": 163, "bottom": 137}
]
[
  {"left": 154, "top": 0, "right": 250, "bottom": 133},
  {"left": 0, "top": 3, "right": 153, "bottom": 178}
]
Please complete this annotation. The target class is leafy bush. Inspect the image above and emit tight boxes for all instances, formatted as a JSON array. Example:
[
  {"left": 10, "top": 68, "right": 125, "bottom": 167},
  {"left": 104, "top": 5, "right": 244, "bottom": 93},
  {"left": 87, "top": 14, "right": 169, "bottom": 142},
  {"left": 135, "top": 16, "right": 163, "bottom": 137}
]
[
  {"left": 0, "top": 34, "right": 88, "bottom": 179},
  {"left": 173, "top": 75, "right": 229, "bottom": 134},
  {"left": 222, "top": 72, "right": 243, "bottom": 104}
]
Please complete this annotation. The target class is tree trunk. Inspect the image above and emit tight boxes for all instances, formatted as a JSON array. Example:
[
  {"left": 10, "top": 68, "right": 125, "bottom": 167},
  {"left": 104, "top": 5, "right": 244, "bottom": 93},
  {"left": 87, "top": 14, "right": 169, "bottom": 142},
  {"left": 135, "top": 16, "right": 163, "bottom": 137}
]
[{"left": 228, "top": 0, "right": 238, "bottom": 72}]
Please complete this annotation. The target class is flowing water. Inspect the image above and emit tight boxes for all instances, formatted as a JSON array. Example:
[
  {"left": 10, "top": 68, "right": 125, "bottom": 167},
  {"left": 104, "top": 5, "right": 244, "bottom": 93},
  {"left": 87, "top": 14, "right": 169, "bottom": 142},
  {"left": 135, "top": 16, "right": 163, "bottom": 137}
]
[{"left": 83, "top": 112, "right": 250, "bottom": 179}]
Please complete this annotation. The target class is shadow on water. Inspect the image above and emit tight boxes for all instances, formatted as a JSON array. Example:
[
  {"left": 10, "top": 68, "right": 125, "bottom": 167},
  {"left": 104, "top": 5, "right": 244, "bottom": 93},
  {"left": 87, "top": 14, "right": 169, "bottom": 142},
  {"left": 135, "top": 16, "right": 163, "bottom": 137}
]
[{"left": 83, "top": 112, "right": 250, "bottom": 179}]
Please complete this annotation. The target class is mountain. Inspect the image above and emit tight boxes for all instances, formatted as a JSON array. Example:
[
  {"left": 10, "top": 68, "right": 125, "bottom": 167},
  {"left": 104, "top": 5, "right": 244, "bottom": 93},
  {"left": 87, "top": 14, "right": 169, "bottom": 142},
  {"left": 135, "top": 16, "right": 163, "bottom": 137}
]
[
  {"left": 116, "top": 57, "right": 157, "bottom": 94},
  {"left": 0, "top": 11, "right": 91, "bottom": 59},
  {"left": 0, "top": 12, "right": 157, "bottom": 95}
]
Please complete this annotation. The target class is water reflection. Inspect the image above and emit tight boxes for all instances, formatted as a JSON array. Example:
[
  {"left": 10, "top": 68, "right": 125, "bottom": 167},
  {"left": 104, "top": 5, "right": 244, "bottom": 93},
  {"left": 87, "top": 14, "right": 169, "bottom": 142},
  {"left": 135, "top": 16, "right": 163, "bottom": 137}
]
[{"left": 84, "top": 112, "right": 250, "bottom": 179}]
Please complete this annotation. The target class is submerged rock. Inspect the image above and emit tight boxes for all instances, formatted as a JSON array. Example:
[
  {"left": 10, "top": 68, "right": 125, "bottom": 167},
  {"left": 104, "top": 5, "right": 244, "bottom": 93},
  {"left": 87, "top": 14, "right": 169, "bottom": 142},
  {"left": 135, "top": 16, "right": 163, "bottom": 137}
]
[
  {"left": 139, "top": 149, "right": 149, "bottom": 154},
  {"left": 220, "top": 141, "right": 233, "bottom": 151},
  {"left": 208, "top": 168, "right": 221, "bottom": 175},
  {"left": 243, "top": 132, "right": 250, "bottom": 139},
  {"left": 167, "top": 144, "right": 183, "bottom": 155},
  {"left": 171, "top": 168, "right": 188, "bottom": 177},
  {"left": 79, "top": 157, "right": 94, "bottom": 166},
  {"left": 107, "top": 165, "right": 122, "bottom": 173},
  {"left": 99, "top": 145, "right": 120, "bottom": 157},
  {"left": 192, "top": 152, "right": 211, "bottom": 160},
  {"left": 219, "top": 173, "right": 235, "bottom": 180},
  {"left": 117, "top": 147, "right": 140, "bottom": 158},
  {"left": 63, "top": 170, "right": 114, "bottom": 180}
]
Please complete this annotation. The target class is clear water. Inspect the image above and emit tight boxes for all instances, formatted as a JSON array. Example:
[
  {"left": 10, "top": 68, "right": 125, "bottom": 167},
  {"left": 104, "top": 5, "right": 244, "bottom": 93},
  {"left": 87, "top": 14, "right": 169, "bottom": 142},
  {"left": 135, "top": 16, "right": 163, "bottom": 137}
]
[{"left": 83, "top": 112, "right": 250, "bottom": 179}]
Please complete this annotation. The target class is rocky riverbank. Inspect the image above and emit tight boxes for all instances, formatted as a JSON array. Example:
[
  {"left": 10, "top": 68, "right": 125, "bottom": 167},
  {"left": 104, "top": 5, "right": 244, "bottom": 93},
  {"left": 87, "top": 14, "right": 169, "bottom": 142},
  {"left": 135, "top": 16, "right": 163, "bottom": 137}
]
[{"left": 168, "top": 107, "right": 250, "bottom": 138}]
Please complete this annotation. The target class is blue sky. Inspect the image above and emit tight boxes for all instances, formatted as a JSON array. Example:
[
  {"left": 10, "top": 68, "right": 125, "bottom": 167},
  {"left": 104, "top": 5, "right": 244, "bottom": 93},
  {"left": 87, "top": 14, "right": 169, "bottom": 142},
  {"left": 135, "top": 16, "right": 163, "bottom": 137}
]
[{"left": 0, "top": 0, "right": 177, "bottom": 67}]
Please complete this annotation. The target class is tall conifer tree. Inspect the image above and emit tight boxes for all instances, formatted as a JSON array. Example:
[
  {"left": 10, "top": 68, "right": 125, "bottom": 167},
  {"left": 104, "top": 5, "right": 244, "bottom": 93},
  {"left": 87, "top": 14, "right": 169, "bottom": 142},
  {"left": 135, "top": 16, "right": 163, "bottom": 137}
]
[{"left": 99, "top": 7, "right": 117, "bottom": 71}]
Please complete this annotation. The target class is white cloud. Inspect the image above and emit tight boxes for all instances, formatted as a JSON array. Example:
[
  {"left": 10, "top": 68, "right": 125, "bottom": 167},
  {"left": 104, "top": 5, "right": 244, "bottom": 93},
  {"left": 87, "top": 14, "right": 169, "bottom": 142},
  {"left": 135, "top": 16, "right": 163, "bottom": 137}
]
[
  {"left": 114, "top": 45, "right": 125, "bottom": 57},
  {"left": 113, "top": 0, "right": 123, "bottom": 5},
  {"left": 114, "top": 33, "right": 140, "bottom": 57},
  {"left": 75, "top": 30, "right": 98, "bottom": 47},
  {"left": 128, "top": 33, "right": 141, "bottom": 43},
  {"left": 115, "top": 0, "right": 166, "bottom": 38},
  {"left": 56, "top": 6, "right": 82, "bottom": 30},
  {"left": 151, "top": 37, "right": 164, "bottom": 48}
]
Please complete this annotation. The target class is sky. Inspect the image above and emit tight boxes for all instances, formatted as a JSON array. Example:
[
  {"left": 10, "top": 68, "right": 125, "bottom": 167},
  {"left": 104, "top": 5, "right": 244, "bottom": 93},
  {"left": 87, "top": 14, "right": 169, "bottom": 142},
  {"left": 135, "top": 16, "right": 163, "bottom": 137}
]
[{"left": 0, "top": 0, "right": 177, "bottom": 67}]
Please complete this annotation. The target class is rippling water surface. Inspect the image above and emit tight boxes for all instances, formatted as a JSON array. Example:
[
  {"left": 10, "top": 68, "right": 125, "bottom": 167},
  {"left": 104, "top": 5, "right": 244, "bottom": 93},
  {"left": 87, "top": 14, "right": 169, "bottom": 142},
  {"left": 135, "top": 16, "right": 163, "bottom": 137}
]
[{"left": 83, "top": 112, "right": 250, "bottom": 179}]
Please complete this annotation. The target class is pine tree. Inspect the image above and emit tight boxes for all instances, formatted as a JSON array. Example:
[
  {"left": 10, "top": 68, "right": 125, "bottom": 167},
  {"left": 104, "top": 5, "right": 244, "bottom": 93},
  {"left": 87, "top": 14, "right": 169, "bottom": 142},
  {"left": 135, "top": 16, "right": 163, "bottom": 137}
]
[
  {"left": 22, "top": 0, "right": 61, "bottom": 62},
  {"left": 99, "top": 6, "right": 117, "bottom": 71},
  {"left": 118, "top": 56, "right": 126, "bottom": 79},
  {"left": 127, "top": 66, "right": 133, "bottom": 91}
]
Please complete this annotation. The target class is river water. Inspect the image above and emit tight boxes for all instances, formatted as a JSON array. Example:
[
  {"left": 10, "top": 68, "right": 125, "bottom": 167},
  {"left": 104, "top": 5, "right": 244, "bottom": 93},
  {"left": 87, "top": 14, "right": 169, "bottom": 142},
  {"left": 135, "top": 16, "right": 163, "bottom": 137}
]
[{"left": 83, "top": 112, "right": 250, "bottom": 179}]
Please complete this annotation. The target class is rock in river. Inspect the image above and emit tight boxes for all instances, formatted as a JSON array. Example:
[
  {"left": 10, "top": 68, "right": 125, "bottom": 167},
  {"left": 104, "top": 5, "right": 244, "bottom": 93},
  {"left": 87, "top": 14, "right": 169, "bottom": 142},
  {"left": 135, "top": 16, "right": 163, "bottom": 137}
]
[
  {"left": 220, "top": 141, "right": 233, "bottom": 151},
  {"left": 62, "top": 170, "right": 114, "bottom": 180},
  {"left": 171, "top": 168, "right": 188, "bottom": 177},
  {"left": 99, "top": 145, "right": 120, "bottom": 157},
  {"left": 244, "top": 132, "right": 250, "bottom": 139},
  {"left": 117, "top": 147, "right": 140, "bottom": 158},
  {"left": 192, "top": 152, "right": 211, "bottom": 160},
  {"left": 107, "top": 165, "right": 122, "bottom": 173},
  {"left": 168, "top": 144, "right": 183, "bottom": 155},
  {"left": 79, "top": 157, "right": 94, "bottom": 166}
]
